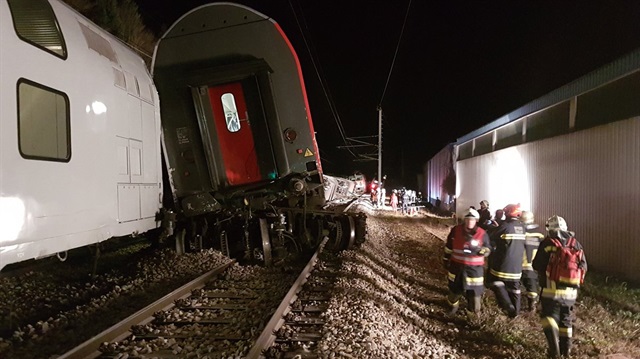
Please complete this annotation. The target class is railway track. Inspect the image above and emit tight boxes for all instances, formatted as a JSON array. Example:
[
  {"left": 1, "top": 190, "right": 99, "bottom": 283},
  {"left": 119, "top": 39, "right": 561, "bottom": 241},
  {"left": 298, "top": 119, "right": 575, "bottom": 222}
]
[
  {"left": 248, "top": 240, "right": 339, "bottom": 359},
  {"left": 58, "top": 236, "right": 340, "bottom": 359}
]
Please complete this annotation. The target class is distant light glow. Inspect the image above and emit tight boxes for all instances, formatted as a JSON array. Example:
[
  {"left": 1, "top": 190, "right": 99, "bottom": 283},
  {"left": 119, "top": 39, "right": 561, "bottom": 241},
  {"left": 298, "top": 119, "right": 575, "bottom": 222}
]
[
  {"left": 487, "top": 147, "right": 531, "bottom": 211},
  {"left": 0, "top": 197, "right": 25, "bottom": 243}
]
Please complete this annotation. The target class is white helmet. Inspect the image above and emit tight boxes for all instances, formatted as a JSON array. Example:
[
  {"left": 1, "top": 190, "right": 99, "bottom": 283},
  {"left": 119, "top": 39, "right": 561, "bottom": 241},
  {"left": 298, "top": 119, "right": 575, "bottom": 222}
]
[
  {"left": 464, "top": 208, "right": 480, "bottom": 220},
  {"left": 546, "top": 215, "right": 568, "bottom": 231},
  {"left": 520, "top": 210, "right": 534, "bottom": 224}
]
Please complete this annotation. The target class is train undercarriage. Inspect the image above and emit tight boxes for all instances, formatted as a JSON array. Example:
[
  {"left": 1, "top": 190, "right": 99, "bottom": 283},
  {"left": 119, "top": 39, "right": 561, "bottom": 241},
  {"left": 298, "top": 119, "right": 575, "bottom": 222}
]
[{"left": 163, "top": 206, "right": 366, "bottom": 266}]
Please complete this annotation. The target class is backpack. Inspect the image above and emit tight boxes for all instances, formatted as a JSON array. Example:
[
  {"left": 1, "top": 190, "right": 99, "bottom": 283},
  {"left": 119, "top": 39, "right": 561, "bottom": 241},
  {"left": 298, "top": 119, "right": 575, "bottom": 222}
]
[{"left": 546, "top": 237, "right": 585, "bottom": 287}]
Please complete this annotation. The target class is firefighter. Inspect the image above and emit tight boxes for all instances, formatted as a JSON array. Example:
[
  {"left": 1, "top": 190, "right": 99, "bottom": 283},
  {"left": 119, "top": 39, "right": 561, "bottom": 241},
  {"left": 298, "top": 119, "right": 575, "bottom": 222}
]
[
  {"left": 488, "top": 203, "right": 526, "bottom": 318},
  {"left": 492, "top": 209, "right": 505, "bottom": 227},
  {"left": 520, "top": 210, "right": 545, "bottom": 312},
  {"left": 370, "top": 181, "right": 379, "bottom": 208},
  {"left": 478, "top": 200, "right": 492, "bottom": 229},
  {"left": 401, "top": 188, "right": 410, "bottom": 215},
  {"left": 443, "top": 208, "right": 491, "bottom": 315},
  {"left": 533, "top": 216, "right": 587, "bottom": 358},
  {"left": 390, "top": 189, "right": 398, "bottom": 211}
]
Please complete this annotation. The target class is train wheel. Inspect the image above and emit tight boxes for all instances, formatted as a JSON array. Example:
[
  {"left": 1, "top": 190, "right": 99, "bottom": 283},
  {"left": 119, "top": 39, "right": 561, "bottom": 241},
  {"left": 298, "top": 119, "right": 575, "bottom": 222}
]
[
  {"left": 341, "top": 215, "right": 356, "bottom": 250},
  {"left": 354, "top": 213, "right": 367, "bottom": 246}
]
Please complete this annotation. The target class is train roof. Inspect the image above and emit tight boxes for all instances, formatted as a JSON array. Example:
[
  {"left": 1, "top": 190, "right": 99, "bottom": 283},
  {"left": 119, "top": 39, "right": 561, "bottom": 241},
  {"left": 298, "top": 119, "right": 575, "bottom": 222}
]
[{"left": 457, "top": 47, "right": 640, "bottom": 145}]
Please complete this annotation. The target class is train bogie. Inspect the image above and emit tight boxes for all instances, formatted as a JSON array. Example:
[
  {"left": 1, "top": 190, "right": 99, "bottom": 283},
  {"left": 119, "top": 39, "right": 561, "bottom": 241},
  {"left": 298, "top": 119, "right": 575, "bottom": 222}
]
[{"left": 0, "top": 0, "right": 162, "bottom": 271}]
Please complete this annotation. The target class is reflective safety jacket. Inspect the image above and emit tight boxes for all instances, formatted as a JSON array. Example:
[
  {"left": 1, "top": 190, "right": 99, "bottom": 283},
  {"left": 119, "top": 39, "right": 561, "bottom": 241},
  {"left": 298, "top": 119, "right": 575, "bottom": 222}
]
[
  {"left": 522, "top": 224, "right": 545, "bottom": 272},
  {"left": 533, "top": 230, "right": 588, "bottom": 305},
  {"left": 489, "top": 218, "right": 527, "bottom": 281},
  {"left": 444, "top": 224, "right": 491, "bottom": 289}
]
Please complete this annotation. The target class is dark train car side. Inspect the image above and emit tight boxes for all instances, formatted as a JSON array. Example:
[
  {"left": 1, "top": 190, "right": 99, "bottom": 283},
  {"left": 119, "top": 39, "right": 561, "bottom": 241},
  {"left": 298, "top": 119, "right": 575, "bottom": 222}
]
[{"left": 152, "top": 4, "right": 362, "bottom": 263}]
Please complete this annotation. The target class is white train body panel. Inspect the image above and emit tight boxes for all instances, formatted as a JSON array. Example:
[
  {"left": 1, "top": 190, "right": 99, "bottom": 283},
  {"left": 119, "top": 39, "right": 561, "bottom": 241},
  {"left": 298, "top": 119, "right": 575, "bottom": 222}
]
[{"left": 0, "top": 0, "right": 162, "bottom": 270}]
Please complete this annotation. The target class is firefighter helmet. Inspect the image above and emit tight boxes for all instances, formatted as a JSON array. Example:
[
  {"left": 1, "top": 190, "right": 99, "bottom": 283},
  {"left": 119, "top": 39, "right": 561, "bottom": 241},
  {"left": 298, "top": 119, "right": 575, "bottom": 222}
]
[
  {"left": 546, "top": 215, "right": 568, "bottom": 231},
  {"left": 503, "top": 203, "right": 521, "bottom": 218},
  {"left": 464, "top": 208, "right": 480, "bottom": 220},
  {"left": 520, "top": 210, "right": 534, "bottom": 224}
]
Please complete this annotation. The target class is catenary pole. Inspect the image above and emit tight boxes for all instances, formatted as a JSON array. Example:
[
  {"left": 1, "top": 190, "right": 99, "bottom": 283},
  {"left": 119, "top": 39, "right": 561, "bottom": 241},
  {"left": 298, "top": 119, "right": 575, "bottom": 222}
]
[{"left": 377, "top": 106, "right": 382, "bottom": 183}]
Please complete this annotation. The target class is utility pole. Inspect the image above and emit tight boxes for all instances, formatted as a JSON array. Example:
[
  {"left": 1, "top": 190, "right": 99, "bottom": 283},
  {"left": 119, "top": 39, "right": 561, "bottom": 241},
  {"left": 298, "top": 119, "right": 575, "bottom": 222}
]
[{"left": 377, "top": 105, "right": 383, "bottom": 182}]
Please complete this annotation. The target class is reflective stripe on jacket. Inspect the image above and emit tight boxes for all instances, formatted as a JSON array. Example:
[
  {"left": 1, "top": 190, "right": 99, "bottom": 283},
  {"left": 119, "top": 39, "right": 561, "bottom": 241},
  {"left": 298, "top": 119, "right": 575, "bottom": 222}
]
[
  {"left": 522, "top": 224, "right": 544, "bottom": 271},
  {"left": 489, "top": 218, "right": 526, "bottom": 280},
  {"left": 448, "top": 225, "right": 488, "bottom": 266}
]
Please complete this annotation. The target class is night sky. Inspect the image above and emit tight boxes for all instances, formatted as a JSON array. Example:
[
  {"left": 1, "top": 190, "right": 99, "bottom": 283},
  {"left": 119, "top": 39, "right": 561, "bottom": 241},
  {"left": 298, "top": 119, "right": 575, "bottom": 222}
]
[{"left": 134, "top": 0, "right": 640, "bottom": 188}]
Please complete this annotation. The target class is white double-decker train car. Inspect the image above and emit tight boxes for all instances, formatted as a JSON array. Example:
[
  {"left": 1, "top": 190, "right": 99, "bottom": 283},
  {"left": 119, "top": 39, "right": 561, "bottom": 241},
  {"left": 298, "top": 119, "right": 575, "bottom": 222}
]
[{"left": 0, "top": 0, "right": 162, "bottom": 270}]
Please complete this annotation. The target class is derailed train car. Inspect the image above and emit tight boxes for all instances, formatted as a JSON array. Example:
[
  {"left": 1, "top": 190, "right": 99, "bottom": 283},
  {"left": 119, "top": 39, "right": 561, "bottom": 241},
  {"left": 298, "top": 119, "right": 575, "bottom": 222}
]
[
  {"left": 153, "top": 3, "right": 364, "bottom": 264},
  {"left": 0, "top": 0, "right": 363, "bottom": 271}
]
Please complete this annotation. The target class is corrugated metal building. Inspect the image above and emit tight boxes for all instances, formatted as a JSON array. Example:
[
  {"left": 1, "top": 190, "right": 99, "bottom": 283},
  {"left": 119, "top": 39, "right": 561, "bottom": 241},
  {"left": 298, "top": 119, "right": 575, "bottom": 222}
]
[
  {"left": 422, "top": 143, "right": 455, "bottom": 207},
  {"left": 421, "top": 143, "right": 455, "bottom": 209},
  {"left": 453, "top": 48, "right": 640, "bottom": 281}
]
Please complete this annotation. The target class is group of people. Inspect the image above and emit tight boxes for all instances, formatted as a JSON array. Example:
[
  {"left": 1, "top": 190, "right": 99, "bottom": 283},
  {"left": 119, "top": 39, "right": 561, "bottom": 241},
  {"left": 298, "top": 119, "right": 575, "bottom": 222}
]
[
  {"left": 375, "top": 187, "right": 421, "bottom": 215},
  {"left": 443, "top": 201, "right": 588, "bottom": 358}
]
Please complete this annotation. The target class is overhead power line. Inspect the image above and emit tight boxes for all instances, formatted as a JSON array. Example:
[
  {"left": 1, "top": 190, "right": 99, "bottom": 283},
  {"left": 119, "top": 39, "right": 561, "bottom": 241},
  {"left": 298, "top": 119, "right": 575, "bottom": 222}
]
[
  {"left": 288, "top": 0, "right": 358, "bottom": 158},
  {"left": 379, "top": 0, "right": 412, "bottom": 106}
]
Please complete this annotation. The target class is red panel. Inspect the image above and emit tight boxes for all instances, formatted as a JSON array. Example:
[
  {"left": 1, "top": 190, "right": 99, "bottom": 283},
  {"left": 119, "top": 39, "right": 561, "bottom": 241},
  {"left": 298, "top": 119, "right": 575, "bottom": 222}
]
[{"left": 208, "top": 82, "right": 261, "bottom": 186}]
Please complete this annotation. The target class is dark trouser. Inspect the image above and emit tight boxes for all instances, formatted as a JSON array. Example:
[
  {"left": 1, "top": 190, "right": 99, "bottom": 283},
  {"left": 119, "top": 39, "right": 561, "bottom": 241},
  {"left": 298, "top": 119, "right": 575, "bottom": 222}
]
[
  {"left": 447, "top": 290, "right": 481, "bottom": 314},
  {"left": 447, "top": 271, "right": 484, "bottom": 314},
  {"left": 521, "top": 270, "right": 539, "bottom": 310},
  {"left": 489, "top": 278, "right": 521, "bottom": 317},
  {"left": 540, "top": 297, "right": 575, "bottom": 357}
]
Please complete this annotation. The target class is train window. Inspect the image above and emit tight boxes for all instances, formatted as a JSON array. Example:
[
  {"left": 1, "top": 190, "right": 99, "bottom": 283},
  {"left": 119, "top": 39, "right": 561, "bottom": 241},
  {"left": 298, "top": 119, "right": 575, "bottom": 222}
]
[
  {"left": 221, "top": 93, "right": 241, "bottom": 132},
  {"left": 7, "top": 0, "right": 67, "bottom": 59},
  {"left": 138, "top": 77, "right": 153, "bottom": 102},
  {"left": 79, "top": 22, "right": 118, "bottom": 63},
  {"left": 124, "top": 72, "right": 140, "bottom": 96},
  {"left": 17, "top": 79, "right": 71, "bottom": 162},
  {"left": 113, "top": 68, "right": 126, "bottom": 89}
]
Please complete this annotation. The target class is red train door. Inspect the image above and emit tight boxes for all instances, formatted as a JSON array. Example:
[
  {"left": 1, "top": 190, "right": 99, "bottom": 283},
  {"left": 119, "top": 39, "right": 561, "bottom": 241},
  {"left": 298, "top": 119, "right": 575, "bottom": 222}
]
[{"left": 208, "top": 82, "right": 261, "bottom": 186}]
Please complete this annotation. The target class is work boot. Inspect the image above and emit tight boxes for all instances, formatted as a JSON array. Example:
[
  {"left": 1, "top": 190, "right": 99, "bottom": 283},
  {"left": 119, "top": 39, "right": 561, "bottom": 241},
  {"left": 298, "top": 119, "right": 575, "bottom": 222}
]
[
  {"left": 559, "top": 336, "right": 572, "bottom": 357},
  {"left": 446, "top": 294, "right": 460, "bottom": 316},
  {"left": 470, "top": 296, "right": 482, "bottom": 314},
  {"left": 543, "top": 327, "right": 561, "bottom": 358},
  {"left": 527, "top": 297, "right": 538, "bottom": 312},
  {"left": 508, "top": 290, "right": 521, "bottom": 317},
  {"left": 490, "top": 283, "right": 512, "bottom": 313}
]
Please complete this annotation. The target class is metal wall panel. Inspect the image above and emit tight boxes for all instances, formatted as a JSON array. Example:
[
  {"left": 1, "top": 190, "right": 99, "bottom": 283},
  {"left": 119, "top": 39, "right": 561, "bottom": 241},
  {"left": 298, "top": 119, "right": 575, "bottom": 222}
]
[
  {"left": 456, "top": 117, "right": 640, "bottom": 280},
  {"left": 424, "top": 144, "right": 454, "bottom": 205}
]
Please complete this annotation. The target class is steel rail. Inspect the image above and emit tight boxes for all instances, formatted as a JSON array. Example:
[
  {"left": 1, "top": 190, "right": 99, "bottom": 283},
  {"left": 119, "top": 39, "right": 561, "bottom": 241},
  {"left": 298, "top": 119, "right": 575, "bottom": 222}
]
[
  {"left": 58, "top": 259, "right": 236, "bottom": 359},
  {"left": 245, "top": 237, "right": 329, "bottom": 359}
]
